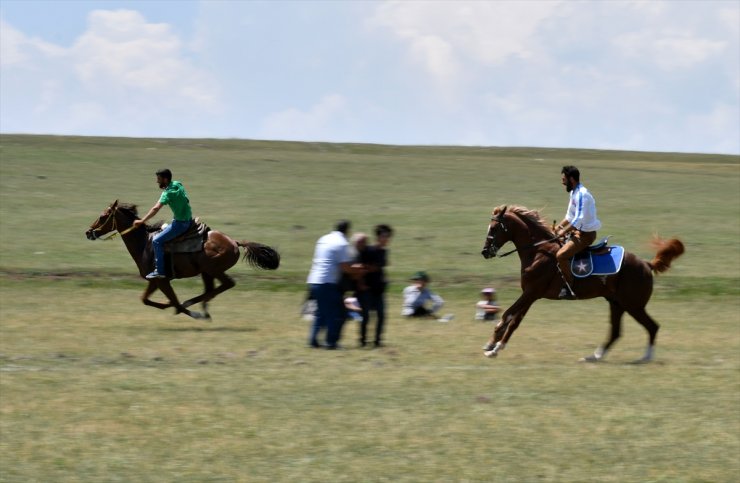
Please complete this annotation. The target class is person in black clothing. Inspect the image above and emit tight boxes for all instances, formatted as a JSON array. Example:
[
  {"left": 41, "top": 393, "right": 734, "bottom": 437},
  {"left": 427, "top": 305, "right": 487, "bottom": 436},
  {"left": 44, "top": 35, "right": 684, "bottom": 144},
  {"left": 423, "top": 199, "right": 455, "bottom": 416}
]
[{"left": 357, "top": 224, "right": 394, "bottom": 347}]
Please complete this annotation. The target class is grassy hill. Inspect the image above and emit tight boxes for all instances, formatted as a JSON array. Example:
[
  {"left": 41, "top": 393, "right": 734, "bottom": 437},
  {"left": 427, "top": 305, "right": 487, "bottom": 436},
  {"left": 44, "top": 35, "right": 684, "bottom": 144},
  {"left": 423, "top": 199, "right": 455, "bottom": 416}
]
[{"left": 1, "top": 134, "right": 738, "bottom": 481}]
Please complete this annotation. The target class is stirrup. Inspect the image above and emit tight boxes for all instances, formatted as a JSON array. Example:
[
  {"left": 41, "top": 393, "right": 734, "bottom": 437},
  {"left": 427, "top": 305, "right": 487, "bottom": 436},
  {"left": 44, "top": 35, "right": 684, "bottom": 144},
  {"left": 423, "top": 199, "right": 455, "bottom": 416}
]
[{"left": 558, "top": 286, "right": 576, "bottom": 300}]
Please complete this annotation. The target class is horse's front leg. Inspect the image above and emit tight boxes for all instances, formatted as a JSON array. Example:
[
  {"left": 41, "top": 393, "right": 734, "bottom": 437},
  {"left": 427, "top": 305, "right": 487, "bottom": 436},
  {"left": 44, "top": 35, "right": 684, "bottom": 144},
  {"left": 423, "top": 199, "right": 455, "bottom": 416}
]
[
  {"left": 141, "top": 280, "right": 172, "bottom": 310},
  {"left": 156, "top": 280, "right": 205, "bottom": 320},
  {"left": 483, "top": 295, "right": 536, "bottom": 358}
]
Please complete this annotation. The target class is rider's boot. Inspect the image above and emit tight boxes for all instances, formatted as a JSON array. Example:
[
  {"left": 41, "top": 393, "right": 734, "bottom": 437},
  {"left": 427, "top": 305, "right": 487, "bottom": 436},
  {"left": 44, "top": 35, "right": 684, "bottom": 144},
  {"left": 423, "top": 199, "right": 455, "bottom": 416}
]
[{"left": 557, "top": 266, "right": 577, "bottom": 300}]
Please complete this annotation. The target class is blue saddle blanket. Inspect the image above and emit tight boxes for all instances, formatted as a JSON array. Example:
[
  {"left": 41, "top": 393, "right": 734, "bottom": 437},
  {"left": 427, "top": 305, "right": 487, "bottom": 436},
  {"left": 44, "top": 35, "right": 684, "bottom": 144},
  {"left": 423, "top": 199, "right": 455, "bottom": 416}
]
[{"left": 571, "top": 246, "right": 625, "bottom": 278}]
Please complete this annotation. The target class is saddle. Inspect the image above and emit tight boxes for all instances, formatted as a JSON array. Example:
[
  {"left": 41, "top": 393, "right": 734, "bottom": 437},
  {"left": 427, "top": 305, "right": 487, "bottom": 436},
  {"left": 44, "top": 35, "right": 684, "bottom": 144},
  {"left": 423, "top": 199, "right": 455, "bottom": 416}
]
[
  {"left": 162, "top": 219, "right": 210, "bottom": 253},
  {"left": 571, "top": 236, "right": 625, "bottom": 278}
]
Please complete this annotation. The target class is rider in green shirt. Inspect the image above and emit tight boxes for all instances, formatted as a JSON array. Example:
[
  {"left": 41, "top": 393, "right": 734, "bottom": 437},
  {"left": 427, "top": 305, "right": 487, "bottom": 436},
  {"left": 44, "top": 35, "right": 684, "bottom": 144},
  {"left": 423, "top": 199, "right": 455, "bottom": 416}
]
[{"left": 133, "top": 169, "right": 194, "bottom": 279}]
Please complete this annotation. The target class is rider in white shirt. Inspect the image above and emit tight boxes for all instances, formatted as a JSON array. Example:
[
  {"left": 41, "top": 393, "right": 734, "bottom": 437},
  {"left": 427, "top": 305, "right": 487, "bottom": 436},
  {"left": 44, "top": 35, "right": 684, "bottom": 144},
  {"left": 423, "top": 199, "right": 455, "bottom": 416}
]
[{"left": 554, "top": 166, "right": 601, "bottom": 299}]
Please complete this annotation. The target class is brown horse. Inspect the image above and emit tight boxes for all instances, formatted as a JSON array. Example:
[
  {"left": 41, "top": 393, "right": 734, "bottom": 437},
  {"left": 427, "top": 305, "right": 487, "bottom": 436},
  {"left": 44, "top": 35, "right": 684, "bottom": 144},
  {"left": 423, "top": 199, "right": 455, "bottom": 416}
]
[
  {"left": 85, "top": 200, "right": 280, "bottom": 320},
  {"left": 480, "top": 205, "right": 684, "bottom": 362}
]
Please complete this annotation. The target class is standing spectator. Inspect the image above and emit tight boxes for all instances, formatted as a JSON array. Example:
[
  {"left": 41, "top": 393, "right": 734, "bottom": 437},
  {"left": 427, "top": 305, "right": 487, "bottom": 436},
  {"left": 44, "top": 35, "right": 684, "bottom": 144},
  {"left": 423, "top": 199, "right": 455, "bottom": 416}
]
[
  {"left": 401, "top": 271, "right": 453, "bottom": 322},
  {"left": 358, "top": 224, "right": 394, "bottom": 348},
  {"left": 345, "top": 233, "right": 369, "bottom": 294},
  {"left": 475, "top": 287, "right": 500, "bottom": 321},
  {"left": 306, "top": 220, "right": 361, "bottom": 349}
]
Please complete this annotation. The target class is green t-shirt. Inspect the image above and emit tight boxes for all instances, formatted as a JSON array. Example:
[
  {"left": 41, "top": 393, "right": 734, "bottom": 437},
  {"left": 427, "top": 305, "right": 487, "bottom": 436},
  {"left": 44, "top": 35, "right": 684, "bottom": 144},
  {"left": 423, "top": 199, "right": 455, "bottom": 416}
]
[{"left": 158, "top": 180, "right": 192, "bottom": 221}]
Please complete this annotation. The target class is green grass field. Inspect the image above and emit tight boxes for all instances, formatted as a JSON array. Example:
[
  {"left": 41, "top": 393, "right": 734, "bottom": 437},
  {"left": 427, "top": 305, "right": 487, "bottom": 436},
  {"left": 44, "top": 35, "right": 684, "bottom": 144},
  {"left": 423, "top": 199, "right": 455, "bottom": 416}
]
[{"left": 1, "top": 134, "right": 738, "bottom": 482}]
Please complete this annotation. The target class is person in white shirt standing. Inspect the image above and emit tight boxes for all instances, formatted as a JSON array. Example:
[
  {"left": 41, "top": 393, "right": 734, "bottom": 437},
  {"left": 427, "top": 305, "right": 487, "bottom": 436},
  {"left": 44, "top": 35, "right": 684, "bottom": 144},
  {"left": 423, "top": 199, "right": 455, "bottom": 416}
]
[
  {"left": 554, "top": 166, "right": 602, "bottom": 300},
  {"left": 306, "top": 220, "right": 361, "bottom": 349}
]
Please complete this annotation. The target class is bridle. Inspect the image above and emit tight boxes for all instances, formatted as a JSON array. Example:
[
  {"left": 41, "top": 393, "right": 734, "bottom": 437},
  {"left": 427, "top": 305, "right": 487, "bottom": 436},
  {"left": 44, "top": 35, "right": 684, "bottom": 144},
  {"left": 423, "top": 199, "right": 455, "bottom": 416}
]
[
  {"left": 88, "top": 206, "right": 137, "bottom": 241},
  {"left": 482, "top": 212, "right": 560, "bottom": 259},
  {"left": 482, "top": 213, "right": 509, "bottom": 258}
]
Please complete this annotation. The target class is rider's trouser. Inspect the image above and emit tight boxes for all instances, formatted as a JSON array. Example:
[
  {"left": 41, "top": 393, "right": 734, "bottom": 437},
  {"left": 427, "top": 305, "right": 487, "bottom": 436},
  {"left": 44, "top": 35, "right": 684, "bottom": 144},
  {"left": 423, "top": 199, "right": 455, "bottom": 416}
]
[
  {"left": 556, "top": 230, "right": 596, "bottom": 286},
  {"left": 152, "top": 219, "right": 192, "bottom": 274}
]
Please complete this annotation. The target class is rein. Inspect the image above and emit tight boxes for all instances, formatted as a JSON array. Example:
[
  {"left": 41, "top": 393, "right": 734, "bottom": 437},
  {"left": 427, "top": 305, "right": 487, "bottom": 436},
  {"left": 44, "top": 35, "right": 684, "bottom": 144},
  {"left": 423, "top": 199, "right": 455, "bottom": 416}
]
[
  {"left": 496, "top": 235, "right": 560, "bottom": 258},
  {"left": 103, "top": 225, "right": 137, "bottom": 240}
]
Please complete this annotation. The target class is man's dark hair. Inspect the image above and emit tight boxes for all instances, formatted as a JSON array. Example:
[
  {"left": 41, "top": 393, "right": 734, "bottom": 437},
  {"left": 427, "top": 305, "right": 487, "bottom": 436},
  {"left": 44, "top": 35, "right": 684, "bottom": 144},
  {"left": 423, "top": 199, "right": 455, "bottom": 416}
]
[
  {"left": 335, "top": 220, "right": 351, "bottom": 234},
  {"left": 561, "top": 165, "right": 580, "bottom": 183},
  {"left": 156, "top": 168, "right": 173, "bottom": 181},
  {"left": 375, "top": 224, "right": 394, "bottom": 237}
]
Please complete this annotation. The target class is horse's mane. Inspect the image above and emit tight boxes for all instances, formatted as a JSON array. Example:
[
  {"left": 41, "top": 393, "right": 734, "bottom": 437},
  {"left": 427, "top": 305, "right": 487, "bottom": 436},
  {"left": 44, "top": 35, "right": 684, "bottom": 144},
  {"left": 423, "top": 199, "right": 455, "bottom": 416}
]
[
  {"left": 116, "top": 202, "right": 163, "bottom": 231},
  {"left": 117, "top": 202, "right": 139, "bottom": 216},
  {"left": 494, "top": 204, "right": 555, "bottom": 235}
]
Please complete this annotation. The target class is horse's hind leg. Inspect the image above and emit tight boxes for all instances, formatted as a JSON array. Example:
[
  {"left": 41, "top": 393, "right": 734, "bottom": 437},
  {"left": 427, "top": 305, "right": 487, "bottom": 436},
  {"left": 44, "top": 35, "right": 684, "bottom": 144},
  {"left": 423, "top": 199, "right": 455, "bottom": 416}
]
[
  {"left": 182, "top": 273, "right": 235, "bottom": 311},
  {"left": 198, "top": 273, "right": 214, "bottom": 320},
  {"left": 582, "top": 299, "right": 624, "bottom": 362},
  {"left": 627, "top": 306, "right": 660, "bottom": 363}
]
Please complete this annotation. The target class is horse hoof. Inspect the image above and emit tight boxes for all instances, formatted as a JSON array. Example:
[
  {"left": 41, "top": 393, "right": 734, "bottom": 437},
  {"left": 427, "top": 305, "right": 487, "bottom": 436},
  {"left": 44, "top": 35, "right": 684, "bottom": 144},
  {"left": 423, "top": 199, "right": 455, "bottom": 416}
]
[
  {"left": 579, "top": 355, "right": 601, "bottom": 363},
  {"left": 189, "top": 311, "right": 204, "bottom": 320},
  {"left": 483, "top": 350, "right": 497, "bottom": 358}
]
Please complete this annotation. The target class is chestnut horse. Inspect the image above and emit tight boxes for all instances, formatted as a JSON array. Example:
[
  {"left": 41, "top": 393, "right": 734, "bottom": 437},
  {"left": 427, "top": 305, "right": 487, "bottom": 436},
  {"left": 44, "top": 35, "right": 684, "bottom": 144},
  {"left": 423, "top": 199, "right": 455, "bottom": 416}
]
[
  {"left": 480, "top": 205, "right": 684, "bottom": 362},
  {"left": 85, "top": 200, "right": 280, "bottom": 320}
]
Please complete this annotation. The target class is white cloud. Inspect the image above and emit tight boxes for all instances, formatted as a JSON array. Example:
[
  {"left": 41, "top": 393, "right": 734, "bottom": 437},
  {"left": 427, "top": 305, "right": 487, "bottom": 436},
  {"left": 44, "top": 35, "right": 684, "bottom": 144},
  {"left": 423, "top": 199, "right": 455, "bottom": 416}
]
[
  {"left": 613, "top": 30, "right": 727, "bottom": 70},
  {"left": 0, "top": 17, "right": 65, "bottom": 66},
  {"left": 1, "top": 10, "right": 221, "bottom": 136},
  {"left": 71, "top": 10, "right": 219, "bottom": 109},
  {"left": 259, "top": 94, "right": 350, "bottom": 141},
  {"left": 371, "top": 1, "right": 560, "bottom": 79}
]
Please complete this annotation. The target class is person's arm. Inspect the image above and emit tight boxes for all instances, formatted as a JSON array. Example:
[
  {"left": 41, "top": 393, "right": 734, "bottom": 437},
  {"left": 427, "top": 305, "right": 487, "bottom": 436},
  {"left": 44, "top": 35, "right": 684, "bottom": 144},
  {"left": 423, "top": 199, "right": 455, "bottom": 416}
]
[
  {"left": 133, "top": 201, "right": 163, "bottom": 228},
  {"left": 430, "top": 292, "right": 444, "bottom": 312},
  {"left": 555, "top": 219, "right": 573, "bottom": 238},
  {"left": 483, "top": 303, "right": 500, "bottom": 314}
]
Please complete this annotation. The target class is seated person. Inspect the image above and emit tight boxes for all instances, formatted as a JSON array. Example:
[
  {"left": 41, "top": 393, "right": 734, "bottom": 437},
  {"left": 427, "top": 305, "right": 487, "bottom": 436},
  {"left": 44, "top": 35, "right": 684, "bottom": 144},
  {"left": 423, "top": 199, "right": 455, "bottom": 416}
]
[
  {"left": 344, "top": 296, "right": 363, "bottom": 322},
  {"left": 401, "top": 271, "right": 453, "bottom": 321},
  {"left": 475, "top": 287, "right": 500, "bottom": 321}
]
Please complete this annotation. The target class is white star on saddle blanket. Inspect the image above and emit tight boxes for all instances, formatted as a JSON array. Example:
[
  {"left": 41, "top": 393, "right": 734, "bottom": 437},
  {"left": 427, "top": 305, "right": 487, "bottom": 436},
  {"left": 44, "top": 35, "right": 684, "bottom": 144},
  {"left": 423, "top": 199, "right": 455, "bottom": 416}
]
[{"left": 575, "top": 260, "right": 590, "bottom": 274}]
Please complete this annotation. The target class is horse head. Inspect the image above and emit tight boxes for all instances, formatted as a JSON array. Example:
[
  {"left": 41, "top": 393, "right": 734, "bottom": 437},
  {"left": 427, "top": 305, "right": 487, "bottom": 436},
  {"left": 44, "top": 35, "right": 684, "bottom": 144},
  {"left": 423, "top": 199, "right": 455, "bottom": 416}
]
[
  {"left": 481, "top": 205, "right": 510, "bottom": 259},
  {"left": 85, "top": 200, "right": 119, "bottom": 240}
]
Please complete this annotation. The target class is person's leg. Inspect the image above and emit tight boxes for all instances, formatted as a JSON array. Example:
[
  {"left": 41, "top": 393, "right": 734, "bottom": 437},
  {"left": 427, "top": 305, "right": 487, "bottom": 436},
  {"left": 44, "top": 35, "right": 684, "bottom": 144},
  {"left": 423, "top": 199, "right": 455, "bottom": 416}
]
[
  {"left": 374, "top": 293, "right": 386, "bottom": 346},
  {"left": 556, "top": 231, "right": 596, "bottom": 298},
  {"left": 556, "top": 239, "right": 579, "bottom": 289},
  {"left": 308, "top": 284, "right": 326, "bottom": 347},
  {"left": 323, "top": 284, "right": 343, "bottom": 348},
  {"left": 151, "top": 220, "right": 191, "bottom": 275},
  {"left": 357, "top": 291, "right": 371, "bottom": 346}
]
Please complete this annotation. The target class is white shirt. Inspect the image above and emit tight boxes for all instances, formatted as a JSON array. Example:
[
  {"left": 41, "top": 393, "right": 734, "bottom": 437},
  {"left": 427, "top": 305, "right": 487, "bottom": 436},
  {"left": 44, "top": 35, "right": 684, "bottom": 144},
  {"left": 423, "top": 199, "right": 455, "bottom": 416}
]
[
  {"left": 402, "top": 285, "right": 444, "bottom": 316},
  {"left": 566, "top": 183, "right": 601, "bottom": 232},
  {"left": 475, "top": 299, "right": 499, "bottom": 321},
  {"left": 306, "top": 231, "right": 351, "bottom": 284}
]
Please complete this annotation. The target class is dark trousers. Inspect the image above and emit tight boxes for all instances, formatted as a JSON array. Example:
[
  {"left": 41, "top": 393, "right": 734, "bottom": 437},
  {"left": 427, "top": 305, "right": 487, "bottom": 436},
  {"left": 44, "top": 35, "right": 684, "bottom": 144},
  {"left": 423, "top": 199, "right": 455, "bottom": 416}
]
[
  {"left": 358, "top": 291, "right": 386, "bottom": 345},
  {"left": 308, "top": 283, "right": 344, "bottom": 348}
]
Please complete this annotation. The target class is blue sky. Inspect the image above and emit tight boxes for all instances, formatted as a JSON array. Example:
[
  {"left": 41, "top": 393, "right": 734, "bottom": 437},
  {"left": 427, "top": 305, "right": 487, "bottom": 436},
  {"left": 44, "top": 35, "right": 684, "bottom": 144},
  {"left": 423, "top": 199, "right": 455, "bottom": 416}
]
[{"left": 1, "top": 0, "right": 738, "bottom": 154}]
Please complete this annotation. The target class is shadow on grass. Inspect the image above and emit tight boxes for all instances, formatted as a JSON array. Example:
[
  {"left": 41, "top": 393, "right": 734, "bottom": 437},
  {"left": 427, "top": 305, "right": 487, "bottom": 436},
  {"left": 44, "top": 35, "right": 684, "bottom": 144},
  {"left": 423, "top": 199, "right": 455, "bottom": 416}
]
[{"left": 156, "top": 326, "right": 258, "bottom": 333}]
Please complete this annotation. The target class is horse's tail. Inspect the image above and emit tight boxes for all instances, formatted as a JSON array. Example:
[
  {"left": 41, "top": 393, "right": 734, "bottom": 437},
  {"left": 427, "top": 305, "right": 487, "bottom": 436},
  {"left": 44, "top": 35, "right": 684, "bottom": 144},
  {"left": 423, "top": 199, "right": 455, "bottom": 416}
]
[
  {"left": 648, "top": 237, "right": 685, "bottom": 274},
  {"left": 237, "top": 241, "right": 281, "bottom": 270}
]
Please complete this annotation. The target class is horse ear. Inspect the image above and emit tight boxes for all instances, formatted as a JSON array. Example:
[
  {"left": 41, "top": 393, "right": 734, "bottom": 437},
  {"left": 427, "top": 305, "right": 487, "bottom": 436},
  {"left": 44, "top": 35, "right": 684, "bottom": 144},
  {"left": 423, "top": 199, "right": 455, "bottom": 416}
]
[
  {"left": 111, "top": 200, "right": 119, "bottom": 209},
  {"left": 501, "top": 205, "right": 507, "bottom": 215}
]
